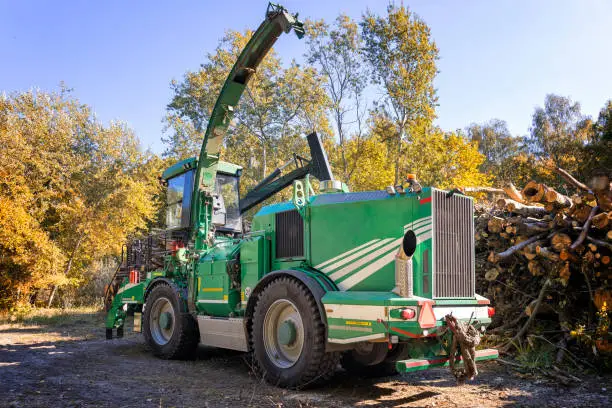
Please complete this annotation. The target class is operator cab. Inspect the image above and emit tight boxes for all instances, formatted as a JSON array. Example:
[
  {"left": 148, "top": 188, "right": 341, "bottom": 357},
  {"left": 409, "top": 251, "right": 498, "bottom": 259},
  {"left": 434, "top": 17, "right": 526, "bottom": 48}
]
[{"left": 162, "top": 158, "right": 242, "bottom": 234}]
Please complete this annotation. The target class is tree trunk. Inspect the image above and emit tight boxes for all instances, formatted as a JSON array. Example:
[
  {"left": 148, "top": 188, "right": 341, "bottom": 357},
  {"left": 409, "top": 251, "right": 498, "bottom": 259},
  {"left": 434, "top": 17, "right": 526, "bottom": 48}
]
[
  {"left": 394, "top": 124, "right": 405, "bottom": 185},
  {"left": 47, "top": 286, "right": 57, "bottom": 308},
  {"left": 261, "top": 141, "right": 267, "bottom": 179},
  {"left": 335, "top": 109, "right": 348, "bottom": 180},
  {"left": 49, "top": 235, "right": 83, "bottom": 307}
]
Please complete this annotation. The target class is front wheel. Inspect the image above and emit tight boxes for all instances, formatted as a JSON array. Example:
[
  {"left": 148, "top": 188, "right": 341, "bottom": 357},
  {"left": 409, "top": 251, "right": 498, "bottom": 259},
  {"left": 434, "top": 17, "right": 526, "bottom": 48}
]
[
  {"left": 143, "top": 283, "right": 199, "bottom": 359},
  {"left": 252, "top": 277, "right": 339, "bottom": 388}
]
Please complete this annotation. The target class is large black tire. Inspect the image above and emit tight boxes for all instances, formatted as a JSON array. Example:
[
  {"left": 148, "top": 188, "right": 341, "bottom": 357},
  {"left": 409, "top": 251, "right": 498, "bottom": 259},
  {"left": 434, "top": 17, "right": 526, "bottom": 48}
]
[
  {"left": 252, "top": 277, "right": 339, "bottom": 388},
  {"left": 143, "top": 283, "right": 199, "bottom": 359},
  {"left": 342, "top": 342, "right": 410, "bottom": 378}
]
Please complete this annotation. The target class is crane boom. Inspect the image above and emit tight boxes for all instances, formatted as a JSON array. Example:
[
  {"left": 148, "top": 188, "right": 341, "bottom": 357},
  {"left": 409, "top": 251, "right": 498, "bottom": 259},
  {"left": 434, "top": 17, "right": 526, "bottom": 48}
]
[{"left": 191, "top": 3, "right": 304, "bottom": 248}]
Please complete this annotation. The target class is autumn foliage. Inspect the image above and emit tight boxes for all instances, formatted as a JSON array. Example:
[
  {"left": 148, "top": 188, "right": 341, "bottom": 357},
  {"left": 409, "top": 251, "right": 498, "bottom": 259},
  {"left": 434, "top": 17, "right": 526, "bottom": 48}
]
[{"left": 0, "top": 90, "right": 164, "bottom": 308}]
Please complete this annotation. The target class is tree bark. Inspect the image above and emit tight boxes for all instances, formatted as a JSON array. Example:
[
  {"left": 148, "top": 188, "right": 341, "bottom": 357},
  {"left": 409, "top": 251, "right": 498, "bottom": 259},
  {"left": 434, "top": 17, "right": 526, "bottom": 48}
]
[
  {"left": 554, "top": 167, "right": 590, "bottom": 192},
  {"left": 497, "top": 198, "right": 548, "bottom": 217},
  {"left": 49, "top": 235, "right": 83, "bottom": 307},
  {"left": 490, "top": 232, "right": 548, "bottom": 262},
  {"left": 503, "top": 182, "right": 526, "bottom": 203}
]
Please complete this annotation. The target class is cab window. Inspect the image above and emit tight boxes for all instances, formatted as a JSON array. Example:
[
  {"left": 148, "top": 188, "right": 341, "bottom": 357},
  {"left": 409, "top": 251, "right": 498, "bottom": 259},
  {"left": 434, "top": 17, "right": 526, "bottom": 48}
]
[
  {"left": 212, "top": 173, "right": 242, "bottom": 232},
  {"left": 166, "top": 170, "right": 194, "bottom": 229}
]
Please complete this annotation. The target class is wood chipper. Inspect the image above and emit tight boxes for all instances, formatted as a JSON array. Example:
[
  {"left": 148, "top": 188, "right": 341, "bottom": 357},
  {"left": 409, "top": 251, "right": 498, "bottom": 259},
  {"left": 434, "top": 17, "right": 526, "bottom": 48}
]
[{"left": 104, "top": 3, "right": 498, "bottom": 388}]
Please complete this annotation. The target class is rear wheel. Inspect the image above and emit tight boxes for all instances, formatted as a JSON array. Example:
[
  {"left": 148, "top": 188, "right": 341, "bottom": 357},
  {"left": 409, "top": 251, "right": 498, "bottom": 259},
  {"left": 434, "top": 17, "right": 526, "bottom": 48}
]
[
  {"left": 252, "top": 277, "right": 339, "bottom": 388},
  {"left": 143, "top": 284, "right": 199, "bottom": 359},
  {"left": 342, "top": 343, "right": 410, "bottom": 378}
]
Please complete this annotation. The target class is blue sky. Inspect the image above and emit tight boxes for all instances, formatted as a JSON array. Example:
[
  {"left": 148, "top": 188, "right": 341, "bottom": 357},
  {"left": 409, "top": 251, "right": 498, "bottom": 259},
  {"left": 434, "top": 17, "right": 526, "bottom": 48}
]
[{"left": 2, "top": 1, "right": 611, "bottom": 154}]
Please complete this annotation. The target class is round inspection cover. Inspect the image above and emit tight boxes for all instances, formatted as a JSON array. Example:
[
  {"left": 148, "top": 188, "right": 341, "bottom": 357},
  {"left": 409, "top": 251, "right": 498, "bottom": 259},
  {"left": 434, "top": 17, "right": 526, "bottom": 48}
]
[{"left": 402, "top": 230, "right": 417, "bottom": 257}]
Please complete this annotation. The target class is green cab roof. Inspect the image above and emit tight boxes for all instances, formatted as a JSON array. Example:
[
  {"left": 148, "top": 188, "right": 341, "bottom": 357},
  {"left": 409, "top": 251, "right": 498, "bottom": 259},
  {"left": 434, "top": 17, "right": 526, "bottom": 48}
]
[{"left": 161, "top": 157, "right": 242, "bottom": 180}]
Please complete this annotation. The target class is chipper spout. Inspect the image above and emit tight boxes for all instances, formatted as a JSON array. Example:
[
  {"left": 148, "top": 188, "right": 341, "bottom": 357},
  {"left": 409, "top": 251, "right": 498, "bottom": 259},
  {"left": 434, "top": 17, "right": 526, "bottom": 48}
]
[{"left": 239, "top": 132, "right": 341, "bottom": 213}]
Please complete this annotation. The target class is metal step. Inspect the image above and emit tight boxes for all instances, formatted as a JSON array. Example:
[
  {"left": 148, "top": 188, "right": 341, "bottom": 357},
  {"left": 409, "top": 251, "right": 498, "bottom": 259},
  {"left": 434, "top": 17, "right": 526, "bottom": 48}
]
[
  {"left": 197, "top": 316, "right": 248, "bottom": 352},
  {"left": 396, "top": 348, "right": 498, "bottom": 373}
]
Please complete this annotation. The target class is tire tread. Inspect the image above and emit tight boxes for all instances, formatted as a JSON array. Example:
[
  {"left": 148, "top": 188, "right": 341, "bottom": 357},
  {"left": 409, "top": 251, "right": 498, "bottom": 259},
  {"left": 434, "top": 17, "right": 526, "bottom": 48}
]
[{"left": 252, "top": 276, "right": 339, "bottom": 388}]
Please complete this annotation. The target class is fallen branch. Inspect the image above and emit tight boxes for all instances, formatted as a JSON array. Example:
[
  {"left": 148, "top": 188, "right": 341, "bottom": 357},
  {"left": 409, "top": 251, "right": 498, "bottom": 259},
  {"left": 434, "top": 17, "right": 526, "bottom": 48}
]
[
  {"left": 464, "top": 186, "right": 505, "bottom": 194},
  {"left": 501, "top": 279, "right": 551, "bottom": 352},
  {"left": 503, "top": 182, "right": 526, "bottom": 203},
  {"left": 555, "top": 167, "right": 591, "bottom": 192},
  {"left": 586, "top": 236, "right": 612, "bottom": 251},
  {"left": 570, "top": 205, "right": 599, "bottom": 251},
  {"left": 492, "top": 233, "right": 548, "bottom": 262},
  {"left": 497, "top": 198, "right": 548, "bottom": 217}
]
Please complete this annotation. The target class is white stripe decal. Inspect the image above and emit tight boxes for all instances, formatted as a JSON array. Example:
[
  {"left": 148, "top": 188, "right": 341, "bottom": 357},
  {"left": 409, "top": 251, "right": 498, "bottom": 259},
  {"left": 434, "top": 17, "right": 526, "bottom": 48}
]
[
  {"left": 315, "top": 239, "right": 379, "bottom": 269},
  {"left": 412, "top": 216, "right": 432, "bottom": 228},
  {"left": 330, "top": 238, "right": 402, "bottom": 281},
  {"left": 339, "top": 248, "right": 399, "bottom": 290},
  {"left": 417, "top": 231, "right": 432, "bottom": 243},
  {"left": 328, "top": 333, "right": 386, "bottom": 344},
  {"left": 413, "top": 223, "right": 432, "bottom": 236},
  {"left": 338, "top": 229, "right": 434, "bottom": 290},
  {"left": 325, "top": 304, "right": 388, "bottom": 320},
  {"left": 197, "top": 300, "right": 228, "bottom": 304},
  {"left": 404, "top": 216, "right": 432, "bottom": 232},
  {"left": 117, "top": 283, "right": 138, "bottom": 294},
  {"left": 321, "top": 238, "right": 393, "bottom": 273}
]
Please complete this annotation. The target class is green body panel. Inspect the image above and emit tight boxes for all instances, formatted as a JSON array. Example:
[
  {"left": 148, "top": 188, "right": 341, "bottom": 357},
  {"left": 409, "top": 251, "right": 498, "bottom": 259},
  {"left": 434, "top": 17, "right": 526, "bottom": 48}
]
[
  {"left": 240, "top": 236, "right": 270, "bottom": 305},
  {"left": 322, "top": 290, "right": 491, "bottom": 342},
  {"left": 196, "top": 241, "right": 241, "bottom": 316},
  {"left": 322, "top": 291, "right": 403, "bottom": 306},
  {"left": 306, "top": 189, "right": 432, "bottom": 293},
  {"left": 327, "top": 317, "right": 387, "bottom": 341},
  {"left": 161, "top": 157, "right": 197, "bottom": 180}
]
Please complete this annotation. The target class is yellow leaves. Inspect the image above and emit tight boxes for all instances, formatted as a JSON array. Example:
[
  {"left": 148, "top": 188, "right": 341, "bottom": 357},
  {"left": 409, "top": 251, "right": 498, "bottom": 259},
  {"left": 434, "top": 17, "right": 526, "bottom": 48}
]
[
  {"left": 0, "top": 89, "right": 160, "bottom": 307},
  {"left": 386, "top": 126, "right": 490, "bottom": 190},
  {"left": 569, "top": 325, "right": 585, "bottom": 338},
  {"left": 0, "top": 196, "right": 66, "bottom": 291},
  {"left": 339, "top": 134, "right": 395, "bottom": 191}
]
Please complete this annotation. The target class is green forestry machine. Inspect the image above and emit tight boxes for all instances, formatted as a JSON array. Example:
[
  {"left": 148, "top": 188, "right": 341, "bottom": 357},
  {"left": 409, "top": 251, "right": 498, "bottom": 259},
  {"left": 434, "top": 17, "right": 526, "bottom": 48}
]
[{"left": 104, "top": 3, "right": 498, "bottom": 387}]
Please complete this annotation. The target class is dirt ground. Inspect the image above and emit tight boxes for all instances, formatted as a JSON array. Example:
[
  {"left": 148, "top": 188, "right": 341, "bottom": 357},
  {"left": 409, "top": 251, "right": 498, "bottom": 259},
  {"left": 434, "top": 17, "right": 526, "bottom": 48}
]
[{"left": 0, "top": 309, "right": 610, "bottom": 408}]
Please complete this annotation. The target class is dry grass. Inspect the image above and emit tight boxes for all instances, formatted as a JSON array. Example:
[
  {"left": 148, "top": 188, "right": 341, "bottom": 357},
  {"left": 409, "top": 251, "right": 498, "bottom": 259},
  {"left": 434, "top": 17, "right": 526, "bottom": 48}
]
[
  {"left": 0, "top": 306, "right": 104, "bottom": 345},
  {"left": 0, "top": 306, "right": 101, "bottom": 324}
]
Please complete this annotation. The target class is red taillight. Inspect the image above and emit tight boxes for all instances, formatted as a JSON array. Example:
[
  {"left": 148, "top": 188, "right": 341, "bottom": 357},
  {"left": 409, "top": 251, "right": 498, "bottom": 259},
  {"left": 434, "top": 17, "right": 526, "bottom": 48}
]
[
  {"left": 487, "top": 307, "right": 495, "bottom": 318},
  {"left": 129, "top": 270, "right": 139, "bottom": 284},
  {"left": 169, "top": 240, "right": 184, "bottom": 255},
  {"left": 400, "top": 308, "right": 416, "bottom": 320}
]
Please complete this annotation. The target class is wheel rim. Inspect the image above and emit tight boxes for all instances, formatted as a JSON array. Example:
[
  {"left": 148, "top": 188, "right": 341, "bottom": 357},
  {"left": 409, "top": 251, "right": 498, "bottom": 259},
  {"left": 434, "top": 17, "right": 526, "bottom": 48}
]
[
  {"left": 263, "top": 299, "right": 304, "bottom": 368},
  {"left": 149, "top": 297, "right": 175, "bottom": 346}
]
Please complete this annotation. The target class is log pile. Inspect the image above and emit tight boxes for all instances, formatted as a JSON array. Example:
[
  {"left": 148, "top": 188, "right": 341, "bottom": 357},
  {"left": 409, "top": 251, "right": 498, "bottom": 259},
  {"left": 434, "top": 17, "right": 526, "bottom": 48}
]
[{"left": 472, "top": 168, "right": 611, "bottom": 366}]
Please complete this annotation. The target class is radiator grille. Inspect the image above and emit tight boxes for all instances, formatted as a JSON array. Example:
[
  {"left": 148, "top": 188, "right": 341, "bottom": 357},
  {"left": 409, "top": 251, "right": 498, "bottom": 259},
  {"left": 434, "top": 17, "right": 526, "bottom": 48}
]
[
  {"left": 275, "top": 210, "right": 304, "bottom": 258},
  {"left": 432, "top": 189, "right": 475, "bottom": 298}
]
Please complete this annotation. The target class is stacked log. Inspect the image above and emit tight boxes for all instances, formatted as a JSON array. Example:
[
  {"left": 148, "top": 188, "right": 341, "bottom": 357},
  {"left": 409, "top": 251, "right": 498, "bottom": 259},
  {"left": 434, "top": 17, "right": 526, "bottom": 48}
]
[{"left": 472, "top": 169, "right": 611, "bottom": 364}]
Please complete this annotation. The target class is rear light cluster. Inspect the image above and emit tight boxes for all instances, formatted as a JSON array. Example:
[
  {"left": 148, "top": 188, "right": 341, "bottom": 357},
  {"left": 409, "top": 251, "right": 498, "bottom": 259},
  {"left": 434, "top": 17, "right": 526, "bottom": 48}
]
[
  {"left": 400, "top": 308, "right": 416, "bottom": 320},
  {"left": 129, "top": 270, "right": 140, "bottom": 284},
  {"left": 487, "top": 307, "right": 495, "bottom": 318}
]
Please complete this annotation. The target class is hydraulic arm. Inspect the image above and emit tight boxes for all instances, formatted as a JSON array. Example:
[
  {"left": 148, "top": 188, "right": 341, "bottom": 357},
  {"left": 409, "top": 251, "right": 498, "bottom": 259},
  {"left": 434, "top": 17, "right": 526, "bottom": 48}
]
[
  {"left": 239, "top": 132, "right": 335, "bottom": 213},
  {"left": 192, "top": 3, "right": 304, "bottom": 248}
]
